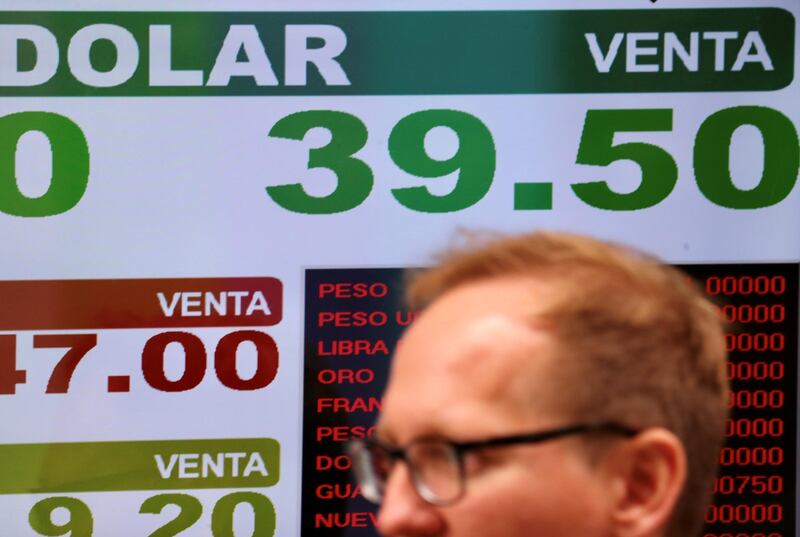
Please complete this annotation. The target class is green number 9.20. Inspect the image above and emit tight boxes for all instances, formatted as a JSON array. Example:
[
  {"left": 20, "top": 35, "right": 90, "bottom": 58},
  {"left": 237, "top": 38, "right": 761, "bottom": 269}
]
[{"left": 29, "top": 497, "right": 93, "bottom": 537}]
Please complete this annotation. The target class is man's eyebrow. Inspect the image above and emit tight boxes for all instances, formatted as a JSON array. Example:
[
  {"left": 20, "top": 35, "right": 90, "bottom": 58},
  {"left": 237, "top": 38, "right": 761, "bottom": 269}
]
[{"left": 373, "top": 420, "right": 459, "bottom": 446}]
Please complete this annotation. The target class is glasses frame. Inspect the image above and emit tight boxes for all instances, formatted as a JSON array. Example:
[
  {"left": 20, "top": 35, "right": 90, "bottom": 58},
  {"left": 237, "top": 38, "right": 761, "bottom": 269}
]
[{"left": 347, "top": 422, "right": 638, "bottom": 506}]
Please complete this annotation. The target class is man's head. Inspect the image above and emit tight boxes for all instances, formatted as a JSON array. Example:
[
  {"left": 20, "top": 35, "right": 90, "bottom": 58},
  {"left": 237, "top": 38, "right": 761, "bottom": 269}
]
[{"left": 358, "top": 231, "right": 728, "bottom": 537}]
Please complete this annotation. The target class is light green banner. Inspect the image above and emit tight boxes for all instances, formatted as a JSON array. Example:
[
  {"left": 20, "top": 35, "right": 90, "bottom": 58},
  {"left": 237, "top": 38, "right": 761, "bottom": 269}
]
[{"left": 0, "top": 438, "right": 280, "bottom": 494}]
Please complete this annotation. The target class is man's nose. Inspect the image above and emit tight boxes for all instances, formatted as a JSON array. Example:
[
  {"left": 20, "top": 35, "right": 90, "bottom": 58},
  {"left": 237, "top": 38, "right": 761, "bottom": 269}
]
[{"left": 376, "top": 464, "right": 446, "bottom": 536}]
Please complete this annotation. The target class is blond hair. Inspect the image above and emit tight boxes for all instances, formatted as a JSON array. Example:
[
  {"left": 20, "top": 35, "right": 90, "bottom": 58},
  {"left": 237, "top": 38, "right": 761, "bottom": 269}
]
[{"left": 406, "top": 230, "right": 728, "bottom": 537}]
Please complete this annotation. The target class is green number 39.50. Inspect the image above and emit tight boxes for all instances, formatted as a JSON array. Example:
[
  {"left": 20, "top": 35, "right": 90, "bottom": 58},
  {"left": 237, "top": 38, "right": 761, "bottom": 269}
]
[
  {"left": 573, "top": 106, "right": 799, "bottom": 210},
  {"left": 266, "top": 106, "right": 798, "bottom": 213},
  {"left": 266, "top": 108, "right": 496, "bottom": 214}
]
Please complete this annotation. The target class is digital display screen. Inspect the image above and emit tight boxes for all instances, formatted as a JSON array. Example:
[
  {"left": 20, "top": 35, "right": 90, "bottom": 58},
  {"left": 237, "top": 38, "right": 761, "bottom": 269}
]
[
  {"left": 302, "top": 265, "right": 798, "bottom": 537},
  {"left": 1, "top": 1, "right": 798, "bottom": 535}
]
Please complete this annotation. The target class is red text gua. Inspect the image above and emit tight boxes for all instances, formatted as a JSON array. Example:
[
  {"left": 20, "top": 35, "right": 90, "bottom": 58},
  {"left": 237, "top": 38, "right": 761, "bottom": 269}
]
[
  {"left": 315, "top": 512, "right": 377, "bottom": 529},
  {"left": 316, "top": 483, "right": 362, "bottom": 500},
  {"left": 318, "top": 282, "right": 388, "bottom": 299},
  {"left": 317, "top": 339, "right": 389, "bottom": 357},
  {"left": 317, "top": 397, "right": 382, "bottom": 413}
]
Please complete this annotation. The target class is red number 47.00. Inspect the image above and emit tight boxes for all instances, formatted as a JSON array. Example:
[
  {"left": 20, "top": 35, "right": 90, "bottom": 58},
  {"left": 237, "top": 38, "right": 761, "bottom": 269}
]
[{"left": 0, "top": 334, "right": 97, "bottom": 394}]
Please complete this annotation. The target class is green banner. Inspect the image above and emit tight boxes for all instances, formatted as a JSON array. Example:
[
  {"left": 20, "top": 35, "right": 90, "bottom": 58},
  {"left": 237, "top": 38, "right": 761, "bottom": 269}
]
[
  {"left": 0, "top": 8, "right": 793, "bottom": 96},
  {"left": 0, "top": 438, "right": 280, "bottom": 494}
]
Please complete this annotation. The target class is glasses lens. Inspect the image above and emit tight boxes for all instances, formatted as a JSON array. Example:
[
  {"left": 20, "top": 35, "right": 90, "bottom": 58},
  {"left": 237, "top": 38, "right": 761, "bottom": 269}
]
[
  {"left": 407, "top": 440, "right": 463, "bottom": 504},
  {"left": 347, "top": 440, "right": 392, "bottom": 504}
]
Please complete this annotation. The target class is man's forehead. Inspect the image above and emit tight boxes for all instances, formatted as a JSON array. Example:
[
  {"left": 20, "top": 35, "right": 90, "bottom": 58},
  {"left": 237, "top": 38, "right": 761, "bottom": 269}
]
[
  {"left": 398, "top": 277, "right": 556, "bottom": 355},
  {"left": 417, "top": 275, "right": 553, "bottom": 322},
  {"left": 379, "top": 277, "right": 564, "bottom": 441}
]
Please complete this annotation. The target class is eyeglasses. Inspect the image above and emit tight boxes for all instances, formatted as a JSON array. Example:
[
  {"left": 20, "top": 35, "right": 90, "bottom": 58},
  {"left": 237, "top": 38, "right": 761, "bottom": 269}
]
[{"left": 346, "top": 422, "right": 637, "bottom": 506}]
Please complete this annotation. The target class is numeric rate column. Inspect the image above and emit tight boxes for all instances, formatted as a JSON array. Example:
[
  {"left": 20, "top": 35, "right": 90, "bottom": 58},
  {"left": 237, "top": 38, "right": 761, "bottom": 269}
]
[{"left": 685, "top": 264, "right": 798, "bottom": 537}]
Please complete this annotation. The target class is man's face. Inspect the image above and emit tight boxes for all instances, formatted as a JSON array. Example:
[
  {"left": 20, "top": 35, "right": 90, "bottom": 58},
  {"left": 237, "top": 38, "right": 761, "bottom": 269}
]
[{"left": 375, "top": 277, "right": 615, "bottom": 537}]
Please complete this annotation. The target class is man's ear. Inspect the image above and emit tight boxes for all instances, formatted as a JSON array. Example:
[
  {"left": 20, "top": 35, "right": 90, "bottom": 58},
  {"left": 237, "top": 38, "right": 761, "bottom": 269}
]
[{"left": 605, "top": 428, "right": 687, "bottom": 537}]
